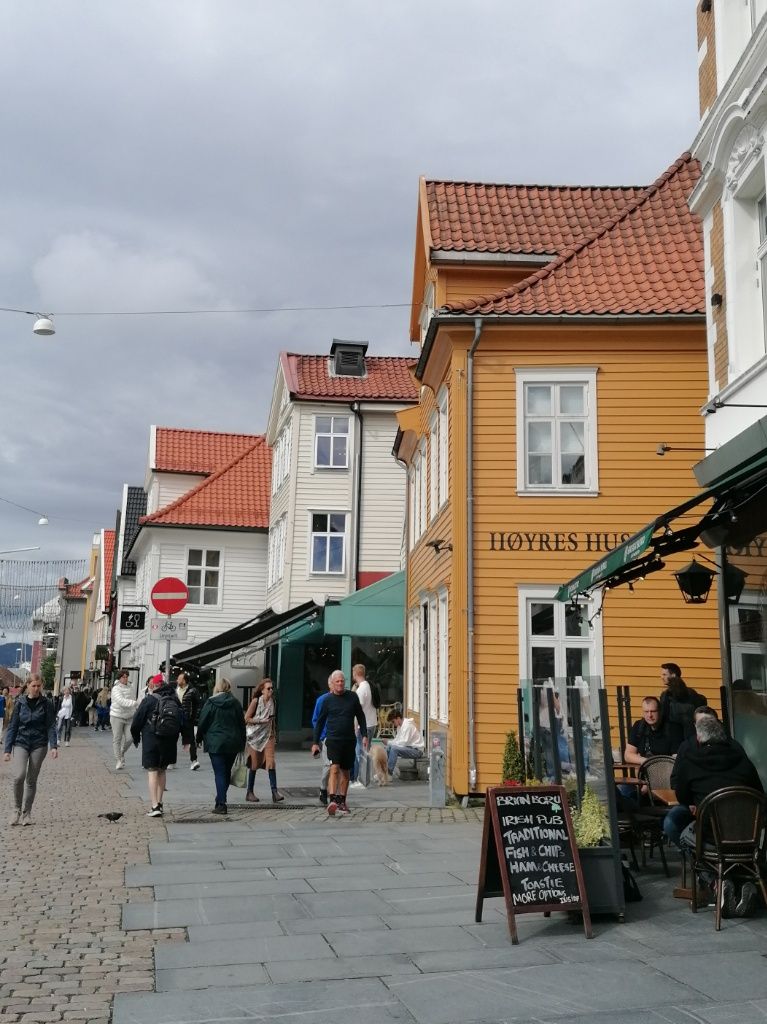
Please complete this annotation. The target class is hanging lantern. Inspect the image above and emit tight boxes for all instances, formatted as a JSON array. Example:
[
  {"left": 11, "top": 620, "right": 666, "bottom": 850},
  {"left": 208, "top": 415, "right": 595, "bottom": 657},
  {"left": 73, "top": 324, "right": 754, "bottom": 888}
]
[
  {"left": 674, "top": 559, "right": 716, "bottom": 604},
  {"left": 723, "top": 563, "right": 748, "bottom": 605}
]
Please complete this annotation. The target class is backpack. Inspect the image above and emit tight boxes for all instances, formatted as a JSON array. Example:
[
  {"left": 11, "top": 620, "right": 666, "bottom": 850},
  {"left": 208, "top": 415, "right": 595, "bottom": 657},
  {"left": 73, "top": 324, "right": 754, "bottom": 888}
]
[
  {"left": 150, "top": 693, "right": 183, "bottom": 738},
  {"left": 622, "top": 862, "right": 643, "bottom": 903},
  {"left": 369, "top": 679, "right": 381, "bottom": 710}
]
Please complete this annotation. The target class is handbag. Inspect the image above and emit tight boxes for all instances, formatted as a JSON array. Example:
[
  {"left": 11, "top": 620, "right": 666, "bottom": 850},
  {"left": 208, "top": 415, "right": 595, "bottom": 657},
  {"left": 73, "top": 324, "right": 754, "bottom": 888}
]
[
  {"left": 357, "top": 750, "right": 372, "bottom": 788},
  {"left": 230, "top": 752, "right": 248, "bottom": 789}
]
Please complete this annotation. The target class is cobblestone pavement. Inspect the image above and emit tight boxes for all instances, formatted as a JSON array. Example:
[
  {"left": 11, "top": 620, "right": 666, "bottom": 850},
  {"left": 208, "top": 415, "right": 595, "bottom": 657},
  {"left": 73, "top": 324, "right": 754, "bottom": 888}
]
[{"left": 0, "top": 727, "right": 185, "bottom": 1024}]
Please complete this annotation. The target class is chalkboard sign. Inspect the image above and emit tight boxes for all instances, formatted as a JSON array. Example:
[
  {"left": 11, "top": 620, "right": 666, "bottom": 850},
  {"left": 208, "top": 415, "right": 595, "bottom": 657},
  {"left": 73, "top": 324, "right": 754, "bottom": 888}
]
[{"left": 476, "top": 785, "right": 592, "bottom": 944}]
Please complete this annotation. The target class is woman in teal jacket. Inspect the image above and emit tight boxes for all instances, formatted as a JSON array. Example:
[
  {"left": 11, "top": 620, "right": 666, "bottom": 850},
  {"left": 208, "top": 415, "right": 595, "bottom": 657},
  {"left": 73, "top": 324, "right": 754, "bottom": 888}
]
[{"left": 195, "top": 678, "right": 246, "bottom": 814}]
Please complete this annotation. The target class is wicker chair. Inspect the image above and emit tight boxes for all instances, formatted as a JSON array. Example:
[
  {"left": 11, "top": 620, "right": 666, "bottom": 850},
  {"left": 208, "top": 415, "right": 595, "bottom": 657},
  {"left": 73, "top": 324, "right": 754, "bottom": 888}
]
[{"left": 689, "top": 786, "right": 767, "bottom": 930}]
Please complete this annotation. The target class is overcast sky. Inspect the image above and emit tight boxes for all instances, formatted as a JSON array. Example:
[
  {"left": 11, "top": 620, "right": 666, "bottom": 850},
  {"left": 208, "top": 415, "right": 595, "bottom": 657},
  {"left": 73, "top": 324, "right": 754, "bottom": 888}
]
[{"left": 0, "top": 0, "right": 699, "bottom": 569}]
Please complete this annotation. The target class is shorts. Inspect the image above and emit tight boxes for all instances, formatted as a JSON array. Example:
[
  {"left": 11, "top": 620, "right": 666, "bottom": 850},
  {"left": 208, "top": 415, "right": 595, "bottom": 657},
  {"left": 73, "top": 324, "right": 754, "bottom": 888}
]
[
  {"left": 325, "top": 740, "right": 356, "bottom": 772},
  {"left": 142, "top": 738, "right": 178, "bottom": 772}
]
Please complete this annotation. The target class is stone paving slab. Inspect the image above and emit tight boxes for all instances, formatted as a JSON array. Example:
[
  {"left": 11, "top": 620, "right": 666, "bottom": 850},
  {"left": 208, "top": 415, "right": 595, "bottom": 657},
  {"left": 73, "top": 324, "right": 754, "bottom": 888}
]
[
  {"left": 327, "top": 924, "right": 483, "bottom": 956},
  {"left": 295, "top": 890, "right": 401, "bottom": 917},
  {"left": 155, "top": 933, "right": 333, "bottom": 969},
  {"left": 113, "top": 977, "right": 416, "bottom": 1024},
  {"left": 152, "top": 875, "right": 312, "bottom": 900},
  {"left": 122, "top": 893, "right": 308, "bottom": 929},
  {"left": 648, "top": 951, "right": 767, "bottom": 1002},
  {"left": 266, "top": 953, "right": 422, "bottom": 985},
  {"left": 410, "top": 945, "right": 555, "bottom": 974},
  {"left": 185, "top": 919, "right": 286, "bottom": 942},
  {"left": 125, "top": 864, "right": 273, "bottom": 886},
  {"left": 384, "top": 962, "right": 701, "bottom": 1024},
  {"left": 156, "top": 963, "right": 269, "bottom": 992}
]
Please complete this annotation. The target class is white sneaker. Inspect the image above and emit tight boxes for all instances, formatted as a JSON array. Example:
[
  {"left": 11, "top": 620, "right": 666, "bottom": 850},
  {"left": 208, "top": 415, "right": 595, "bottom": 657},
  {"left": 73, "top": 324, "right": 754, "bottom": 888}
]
[
  {"left": 8, "top": 809, "right": 21, "bottom": 826},
  {"left": 115, "top": 761, "right": 124, "bottom": 770},
  {"left": 65, "top": 741, "right": 70, "bottom": 747},
  {"left": 349, "top": 780, "right": 365, "bottom": 789},
  {"left": 147, "top": 806, "right": 163, "bottom": 817},
  {"left": 190, "top": 761, "right": 200, "bottom": 771},
  {"left": 20, "top": 812, "right": 32, "bottom": 826}
]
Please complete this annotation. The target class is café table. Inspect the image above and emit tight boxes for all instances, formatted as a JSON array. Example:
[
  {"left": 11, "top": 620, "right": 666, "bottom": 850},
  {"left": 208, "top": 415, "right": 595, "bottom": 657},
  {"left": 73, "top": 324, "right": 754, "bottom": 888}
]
[{"left": 652, "top": 788, "right": 678, "bottom": 806}]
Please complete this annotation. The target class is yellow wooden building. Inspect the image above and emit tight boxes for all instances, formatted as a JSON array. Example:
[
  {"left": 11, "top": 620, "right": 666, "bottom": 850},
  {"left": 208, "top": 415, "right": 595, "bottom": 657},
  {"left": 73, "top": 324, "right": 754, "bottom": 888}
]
[{"left": 395, "top": 153, "right": 723, "bottom": 797}]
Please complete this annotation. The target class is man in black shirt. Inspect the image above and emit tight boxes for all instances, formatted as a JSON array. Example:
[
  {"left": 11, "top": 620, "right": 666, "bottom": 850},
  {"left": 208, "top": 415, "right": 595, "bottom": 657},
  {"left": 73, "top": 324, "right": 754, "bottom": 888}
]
[
  {"left": 624, "top": 696, "right": 682, "bottom": 766},
  {"left": 311, "top": 670, "right": 367, "bottom": 816}
]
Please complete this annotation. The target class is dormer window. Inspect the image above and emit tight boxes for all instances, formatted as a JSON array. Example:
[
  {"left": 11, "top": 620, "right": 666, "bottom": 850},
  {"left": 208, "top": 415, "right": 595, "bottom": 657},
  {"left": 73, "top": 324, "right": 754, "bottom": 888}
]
[{"left": 330, "top": 339, "right": 368, "bottom": 377}]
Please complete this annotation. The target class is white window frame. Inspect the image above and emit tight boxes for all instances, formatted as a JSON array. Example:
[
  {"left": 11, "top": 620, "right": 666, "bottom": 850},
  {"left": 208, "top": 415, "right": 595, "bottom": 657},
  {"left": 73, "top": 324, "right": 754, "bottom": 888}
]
[
  {"left": 729, "top": 592, "right": 767, "bottom": 691},
  {"left": 277, "top": 515, "right": 286, "bottom": 582},
  {"left": 437, "top": 386, "right": 448, "bottom": 509},
  {"left": 186, "top": 547, "right": 222, "bottom": 608},
  {"left": 407, "top": 607, "right": 420, "bottom": 713},
  {"left": 418, "top": 439, "right": 427, "bottom": 535},
  {"left": 412, "top": 450, "right": 423, "bottom": 542},
  {"left": 314, "top": 414, "right": 349, "bottom": 469},
  {"left": 438, "top": 588, "right": 448, "bottom": 723},
  {"left": 428, "top": 595, "right": 438, "bottom": 720},
  {"left": 309, "top": 511, "right": 347, "bottom": 575},
  {"left": 429, "top": 409, "right": 439, "bottom": 523},
  {"left": 268, "top": 517, "right": 287, "bottom": 587},
  {"left": 407, "top": 467, "right": 416, "bottom": 551},
  {"left": 757, "top": 194, "right": 767, "bottom": 354},
  {"left": 419, "top": 282, "right": 435, "bottom": 343},
  {"left": 515, "top": 368, "right": 598, "bottom": 496},
  {"left": 517, "top": 584, "right": 603, "bottom": 686}
]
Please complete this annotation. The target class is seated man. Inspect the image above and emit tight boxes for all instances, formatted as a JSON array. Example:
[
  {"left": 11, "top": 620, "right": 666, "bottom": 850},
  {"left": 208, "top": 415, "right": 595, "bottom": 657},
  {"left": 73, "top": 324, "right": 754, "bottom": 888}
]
[
  {"left": 386, "top": 710, "right": 425, "bottom": 776},
  {"left": 674, "top": 714, "right": 764, "bottom": 917},
  {"left": 619, "top": 696, "right": 682, "bottom": 805},
  {"left": 664, "top": 706, "right": 722, "bottom": 846}
]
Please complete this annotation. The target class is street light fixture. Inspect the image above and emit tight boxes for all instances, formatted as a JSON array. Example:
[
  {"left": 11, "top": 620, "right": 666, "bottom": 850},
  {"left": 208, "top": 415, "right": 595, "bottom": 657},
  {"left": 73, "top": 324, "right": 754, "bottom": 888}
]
[{"left": 32, "top": 316, "right": 55, "bottom": 336}]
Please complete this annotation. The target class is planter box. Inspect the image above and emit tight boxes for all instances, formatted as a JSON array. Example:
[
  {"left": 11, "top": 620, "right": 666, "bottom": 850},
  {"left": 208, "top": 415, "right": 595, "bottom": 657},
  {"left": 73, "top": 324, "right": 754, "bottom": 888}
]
[{"left": 578, "top": 845, "right": 625, "bottom": 920}]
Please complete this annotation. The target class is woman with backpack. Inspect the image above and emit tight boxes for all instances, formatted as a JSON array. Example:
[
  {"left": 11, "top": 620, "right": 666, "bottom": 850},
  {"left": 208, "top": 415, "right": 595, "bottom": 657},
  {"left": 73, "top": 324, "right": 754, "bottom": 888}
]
[
  {"left": 130, "top": 673, "right": 183, "bottom": 818},
  {"left": 195, "top": 678, "right": 246, "bottom": 815}
]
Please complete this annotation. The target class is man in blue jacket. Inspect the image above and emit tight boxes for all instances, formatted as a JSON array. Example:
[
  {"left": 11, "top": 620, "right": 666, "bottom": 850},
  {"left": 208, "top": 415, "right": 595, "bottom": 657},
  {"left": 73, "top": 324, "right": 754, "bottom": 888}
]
[
  {"left": 312, "top": 678, "right": 332, "bottom": 806},
  {"left": 311, "top": 670, "right": 367, "bottom": 817}
]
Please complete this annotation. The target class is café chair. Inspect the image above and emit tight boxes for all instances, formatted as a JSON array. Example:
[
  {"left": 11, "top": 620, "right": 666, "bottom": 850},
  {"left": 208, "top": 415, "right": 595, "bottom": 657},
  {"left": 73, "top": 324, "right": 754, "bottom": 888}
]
[
  {"left": 616, "top": 774, "right": 670, "bottom": 877},
  {"left": 689, "top": 785, "right": 767, "bottom": 931}
]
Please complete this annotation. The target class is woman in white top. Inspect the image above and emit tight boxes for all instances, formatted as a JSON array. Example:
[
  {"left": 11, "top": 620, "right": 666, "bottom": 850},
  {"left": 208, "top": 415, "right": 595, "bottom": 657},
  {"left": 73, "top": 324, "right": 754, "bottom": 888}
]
[{"left": 57, "top": 688, "right": 74, "bottom": 746}]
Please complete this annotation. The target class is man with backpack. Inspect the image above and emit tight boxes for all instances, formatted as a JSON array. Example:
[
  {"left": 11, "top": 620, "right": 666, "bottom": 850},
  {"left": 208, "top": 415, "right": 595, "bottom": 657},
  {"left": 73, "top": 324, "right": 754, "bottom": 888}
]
[{"left": 130, "top": 673, "right": 183, "bottom": 817}]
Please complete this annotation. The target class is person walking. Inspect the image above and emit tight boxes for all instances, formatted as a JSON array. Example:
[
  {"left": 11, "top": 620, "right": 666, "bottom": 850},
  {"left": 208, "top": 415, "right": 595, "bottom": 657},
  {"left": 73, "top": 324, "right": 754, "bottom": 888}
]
[
  {"left": 3, "top": 674, "right": 58, "bottom": 825},
  {"left": 349, "top": 663, "right": 378, "bottom": 789},
  {"left": 110, "top": 670, "right": 138, "bottom": 769},
  {"left": 56, "top": 687, "right": 74, "bottom": 746},
  {"left": 311, "top": 669, "right": 367, "bottom": 816},
  {"left": 95, "top": 685, "right": 111, "bottom": 731},
  {"left": 0, "top": 687, "right": 7, "bottom": 742},
  {"left": 130, "top": 673, "right": 182, "bottom": 818},
  {"left": 244, "top": 679, "right": 283, "bottom": 803},
  {"left": 311, "top": 677, "right": 333, "bottom": 806},
  {"left": 195, "top": 679, "right": 246, "bottom": 815},
  {"left": 176, "top": 672, "right": 201, "bottom": 771}
]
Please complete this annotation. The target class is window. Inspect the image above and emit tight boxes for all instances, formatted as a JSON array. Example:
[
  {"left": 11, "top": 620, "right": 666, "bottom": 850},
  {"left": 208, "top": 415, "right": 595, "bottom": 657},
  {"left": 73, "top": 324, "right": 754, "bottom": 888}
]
[
  {"left": 407, "top": 607, "right": 420, "bottom": 713},
  {"left": 271, "top": 424, "right": 292, "bottom": 494},
  {"left": 310, "top": 512, "right": 346, "bottom": 574},
  {"left": 412, "top": 450, "right": 423, "bottom": 542},
  {"left": 429, "top": 410, "right": 439, "bottom": 522},
  {"left": 516, "top": 368, "right": 598, "bottom": 494},
  {"left": 758, "top": 195, "right": 767, "bottom": 352},
  {"left": 438, "top": 387, "right": 448, "bottom": 508},
  {"left": 438, "top": 589, "right": 448, "bottom": 723},
  {"left": 428, "top": 596, "right": 438, "bottom": 720},
  {"left": 407, "top": 467, "right": 416, "bottom": 551},
  {"left": 315, "top": 415, "right": 349, "bottom": 468},
  {"left": 518, "top": 585, "right": 601, "bottom": 687},
  {"left": 186, "top": 549, "right": 220, "bottom": 606},
  {"left": 267, "top": 517, "right": 287, "bottom": 588},
  {"left": 419, "top": 282, "right": 435, "bottom": 343},
  {"left": 418, "top": 439, "right": 427, "bottom": 533}
]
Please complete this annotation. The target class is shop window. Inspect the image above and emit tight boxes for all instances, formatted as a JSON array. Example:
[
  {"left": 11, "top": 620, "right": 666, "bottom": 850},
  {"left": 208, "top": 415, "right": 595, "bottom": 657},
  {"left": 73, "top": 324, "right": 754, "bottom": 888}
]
[
  {"left": 310, "top": 513, "right": 346, "bottom": 574},
  {"left": 315, "top": 415, "right": 349, "bottom": 469},
  {"left": 186, "top": 548, "right": 220, "bottom": 606},
  {"left": 516, "top": 369, "right": 598, "bottom": 495},
  {"left": 350, "top": 636, "right": 404, "bottom": 710}
]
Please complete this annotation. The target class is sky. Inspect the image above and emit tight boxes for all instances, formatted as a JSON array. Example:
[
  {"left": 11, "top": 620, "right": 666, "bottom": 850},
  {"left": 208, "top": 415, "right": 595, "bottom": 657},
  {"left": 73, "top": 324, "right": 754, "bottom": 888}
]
[{"left": 0, "top": 0, "right": 700, "bottom": 572}]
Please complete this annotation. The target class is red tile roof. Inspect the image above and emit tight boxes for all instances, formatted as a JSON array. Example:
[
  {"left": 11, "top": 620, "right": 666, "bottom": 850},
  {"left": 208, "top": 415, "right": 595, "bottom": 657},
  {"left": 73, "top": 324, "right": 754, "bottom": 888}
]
[
  {"left": 141, "top": 438, "right": 271, "bottom": 529},
  {"left": 102, "top": 529, "right": 115, "bottom": 613},
  {"left": 281, "top": 354, "right": 418, "bottom": 403},
  {"left": 63, "top": 576, "right": 92, "bottom": 599},
  {"left": 425, "top": 179, "right": 644, "bottom": 255},
  {"left": 441, "top": 154, "right": 703, "bottom": 318},
  {"left": 154, "top": 427, "right": 263, "bottom": 474}
]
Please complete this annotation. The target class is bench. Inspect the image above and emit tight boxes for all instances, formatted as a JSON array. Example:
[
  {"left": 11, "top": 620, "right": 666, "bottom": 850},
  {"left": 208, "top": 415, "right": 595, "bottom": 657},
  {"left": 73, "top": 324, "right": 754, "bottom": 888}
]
[{"left": 397, "top": 754, "right": 429, "bottom": 781}]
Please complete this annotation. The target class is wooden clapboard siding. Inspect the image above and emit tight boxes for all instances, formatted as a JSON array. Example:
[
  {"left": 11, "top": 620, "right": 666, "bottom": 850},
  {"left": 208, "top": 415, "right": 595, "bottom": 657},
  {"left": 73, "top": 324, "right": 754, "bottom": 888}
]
[
  {"left": 443, "top": 266, "right": 544, "bottom": 306},
  {"left": 359, "top": 411, "right": 407, "bottom": 575}
]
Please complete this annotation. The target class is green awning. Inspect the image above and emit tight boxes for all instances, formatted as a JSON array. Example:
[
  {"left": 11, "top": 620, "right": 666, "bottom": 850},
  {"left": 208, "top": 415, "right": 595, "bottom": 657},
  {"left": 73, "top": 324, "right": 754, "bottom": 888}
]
[
  {"left": 556, "top": 442, "right": 767, "bottom": 602},
  {"left": 555, "top": 525, "right": 655, "bottom": 602}
]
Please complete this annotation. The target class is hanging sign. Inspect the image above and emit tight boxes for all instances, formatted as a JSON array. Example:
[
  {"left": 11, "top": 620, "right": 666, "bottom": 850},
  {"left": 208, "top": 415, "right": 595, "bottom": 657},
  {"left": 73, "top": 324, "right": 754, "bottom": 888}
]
[{"left": 475, "top": 785, "right": 592, "bottom": 944}]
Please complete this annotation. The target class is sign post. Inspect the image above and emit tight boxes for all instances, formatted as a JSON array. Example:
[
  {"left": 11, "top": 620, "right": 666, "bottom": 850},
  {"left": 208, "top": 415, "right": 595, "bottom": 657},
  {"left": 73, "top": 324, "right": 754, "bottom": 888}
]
[
  {"left": 476, "top": 785, "right": 592, "bottom": 944},
  {"left": 150, "top": 577, "right": 189, "bottom": 685}
]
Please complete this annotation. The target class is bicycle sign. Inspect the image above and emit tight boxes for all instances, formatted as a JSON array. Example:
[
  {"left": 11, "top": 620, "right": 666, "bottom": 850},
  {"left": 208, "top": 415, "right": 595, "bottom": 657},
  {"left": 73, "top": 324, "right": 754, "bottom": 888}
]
[{"left": 150, "top": 617, "right": 188, "bottom": 641}]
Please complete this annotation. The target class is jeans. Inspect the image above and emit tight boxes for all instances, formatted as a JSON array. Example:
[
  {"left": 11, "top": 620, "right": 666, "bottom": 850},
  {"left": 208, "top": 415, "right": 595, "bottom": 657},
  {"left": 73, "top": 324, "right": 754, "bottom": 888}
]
[
  {"left": 11, "top": 746, "right": 48, "bottom": 813},
  {"left": 111, "top": 717, "right": 132, "bottom": 764},
  {"left": 387, "top": 744, "right": 423, "bottom": 773},
  {"left": 209, "top": 751, "right": 237, "bottom": 807},
  {"left": 57, "top": 718, "right": 72, "bottom": 743},
  {"left": 663, "top": 803, "right": 694, "bottom": 847}
]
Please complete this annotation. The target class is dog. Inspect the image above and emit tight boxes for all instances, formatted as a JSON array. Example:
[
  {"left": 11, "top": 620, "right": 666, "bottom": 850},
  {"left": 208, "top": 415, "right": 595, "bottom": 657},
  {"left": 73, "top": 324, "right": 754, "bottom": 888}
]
[{"left": 370, "top": 744, "right": 390, "bottom": 786}]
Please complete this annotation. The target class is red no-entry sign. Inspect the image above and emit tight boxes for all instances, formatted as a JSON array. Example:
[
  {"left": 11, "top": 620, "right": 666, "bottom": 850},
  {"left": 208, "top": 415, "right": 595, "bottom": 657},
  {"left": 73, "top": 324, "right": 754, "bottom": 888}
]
[{"left": 150, "top": 577, "right": 189, "bottom": 616}]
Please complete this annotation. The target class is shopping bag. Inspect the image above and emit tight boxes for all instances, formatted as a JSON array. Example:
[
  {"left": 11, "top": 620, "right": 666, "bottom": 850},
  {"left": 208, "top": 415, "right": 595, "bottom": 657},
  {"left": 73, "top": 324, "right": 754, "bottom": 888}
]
[
  {"left": 357, "top": 750, "right": 372, "bottom": 788},
  {"left": 230, "top": 753, "right": 248, "bottom": 789}
]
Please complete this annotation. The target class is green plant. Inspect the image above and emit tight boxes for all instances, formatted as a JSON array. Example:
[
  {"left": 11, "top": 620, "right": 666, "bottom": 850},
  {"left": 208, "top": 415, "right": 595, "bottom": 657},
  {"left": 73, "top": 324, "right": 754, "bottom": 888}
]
[
  {"left": 570, "top": 785, "right": 611, "bottom": 848},
  {"left": 40, "top": 654, "right": 56, "bottom": 689},
  {"left": 501, "top": 729, "right": 524, "bottom": 783}
]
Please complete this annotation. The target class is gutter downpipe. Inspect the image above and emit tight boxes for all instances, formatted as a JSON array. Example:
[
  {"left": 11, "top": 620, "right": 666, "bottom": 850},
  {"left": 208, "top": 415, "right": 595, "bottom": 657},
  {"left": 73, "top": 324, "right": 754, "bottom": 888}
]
[
  {"left": 466, "top": 316, "right": 483, "bottom": 793},
  {"left": 351, "top": 402, "right": 363, "bottom": 590}
]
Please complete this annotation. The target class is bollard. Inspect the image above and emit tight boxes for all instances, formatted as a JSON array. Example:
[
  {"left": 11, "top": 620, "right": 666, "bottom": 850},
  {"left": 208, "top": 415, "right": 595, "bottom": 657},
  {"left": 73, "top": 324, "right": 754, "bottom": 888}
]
[{"left": 429, "top": 731, "right": 447, "bottom": 807}]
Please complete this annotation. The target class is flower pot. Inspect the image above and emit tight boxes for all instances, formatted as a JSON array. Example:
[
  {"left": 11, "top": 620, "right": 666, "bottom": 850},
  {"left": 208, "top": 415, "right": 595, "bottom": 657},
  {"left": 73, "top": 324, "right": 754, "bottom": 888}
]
[{"left": 577, "top": 845, "right": 625, "bottom": 920}]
